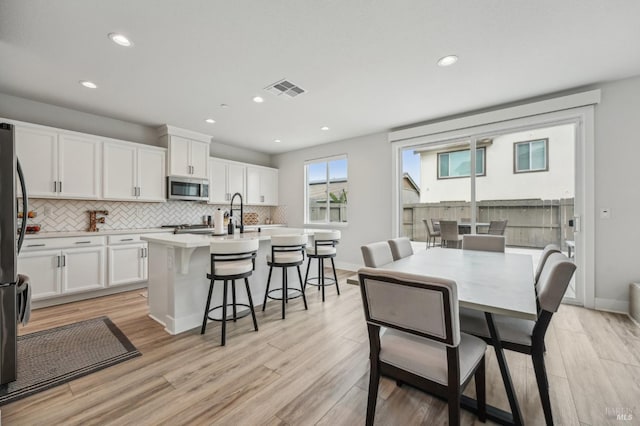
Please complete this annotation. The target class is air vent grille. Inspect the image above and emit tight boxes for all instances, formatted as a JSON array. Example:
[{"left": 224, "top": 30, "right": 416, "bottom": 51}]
[{"left": 264, "top": 79, "right": 306, "bottom": 98}]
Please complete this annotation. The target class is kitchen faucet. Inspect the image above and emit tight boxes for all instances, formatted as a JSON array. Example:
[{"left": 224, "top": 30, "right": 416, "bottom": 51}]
[
  {"left": 229, "top": 192, "right": 244, "bottom": 233},
  {"left": 87, "top": 210, "right": 109, "bottom": 232}
]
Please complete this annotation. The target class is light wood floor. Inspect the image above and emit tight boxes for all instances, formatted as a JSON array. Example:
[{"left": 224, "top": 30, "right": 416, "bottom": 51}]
[{"left": 3, "top": 270, "right": 640, "bottom": 425}]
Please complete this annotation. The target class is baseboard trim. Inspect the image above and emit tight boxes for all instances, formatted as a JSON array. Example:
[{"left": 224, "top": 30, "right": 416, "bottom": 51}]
[
  {"left": 32, "top": 282, "right": 148, "bottom": 309},
  {"left": 594, "top": 297, "right": 628, "bottom": 314}
]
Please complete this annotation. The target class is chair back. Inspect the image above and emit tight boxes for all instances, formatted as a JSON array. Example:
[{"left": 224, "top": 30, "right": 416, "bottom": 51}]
[
  {"left": 534, "top": 244, "right": 561, "bottom": 286},
  {"left": 361, "top": 241, "right": 394, "bottom": 267},
  {"left": 462, "top": 235, "right": 505, "bottom": 252},
  {"left": 314, "top": 230, "right": 341, "bottom": 242},
  {"left": 488, "top": 220, "right": 508, "bottom": 235},
  {"left": 358, "top": 267, "right": 460, "bottom": 346},
  {"left": 388, "top": 237, "right": 414, "bottom": 260},
  {"left": 439, "top": 220, "right": 459, "bottom": 241},
  {"left": 422, "top": 219, "right": 433, "bottom": 240},
  {"left": 536, "top": 252, "right": 576, "bottom": 313},
  {"left": 210, "top": 238, "right": 259, "bottom": 255},
  {"left": 431, "top": 219, "right": 441, "bottom": 233},
  {"left": 269, "top": 234, "right": 307, "bottom": 264}
]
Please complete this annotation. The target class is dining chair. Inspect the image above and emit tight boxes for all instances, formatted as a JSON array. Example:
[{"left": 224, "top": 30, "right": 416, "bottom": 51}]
[
  {"left": 487, "top": 220, "right": 508, "bottom": 235},
  {"left": 459, "top": 252, "right": 576, "bottom": 426},
  {"left": 462, "top": 235, "right": 505, "bottom": 252},
  {"left": 422, "top": 219, "right": 440, "bottom": 248},
  {"left": 358, "top": 267, "right": 487, "bottom": 426},
  {"left": 535, "top": 244, "right": 562, "bottom": 287},
  {"left": 361, "top": 241, "right": 394, "bottom": 267},
  {"left": 439, "top": 220, "right": 463, "bottom": 248},
  {"left": 431, "top": 218, "right": 441, "bottom": 234},
  {"left": 388, "top": 237, "right": 414, "bottom": 260}
]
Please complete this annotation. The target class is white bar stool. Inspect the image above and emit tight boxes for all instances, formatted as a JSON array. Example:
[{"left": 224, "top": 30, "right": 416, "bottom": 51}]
[
  {"left": 262, "top": 234, "right": 308, "bottom": 319},
  {"left": 304, "top": 230, "right": 341, "bottom": 302},
  {"left": 201, "top": 239, "right": 260, "bottom": 346}
]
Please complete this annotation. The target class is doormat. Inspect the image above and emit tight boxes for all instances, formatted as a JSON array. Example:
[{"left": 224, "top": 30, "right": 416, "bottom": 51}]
[{"left": 0, "top": 316, "right": 140, "bottom": 406}]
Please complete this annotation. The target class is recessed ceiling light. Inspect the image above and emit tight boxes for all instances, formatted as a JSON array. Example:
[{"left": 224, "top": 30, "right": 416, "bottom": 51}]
[
  {"left": 108, "top": 33, "right": 132, "bottom": 47},
  {"left": 79, "top": 80, "right": 97, "bottom": 89},
  {"left": 253, "top": 96, "right": 264, "bottom": 103},
  {"left": 437, "top": 55, "right": 458, "bottom": 67},
  {"left": 321, "top": 126, "right": 330, "bottom": 131},
  {"left": 274, "top": 139, "right": 281, "bottom": 143},
  {"left": 205, "top": 118, "right": 216, "bottom": 124},
  {"left": 220, "top": 104, "right": 229, "bottom": 109}
]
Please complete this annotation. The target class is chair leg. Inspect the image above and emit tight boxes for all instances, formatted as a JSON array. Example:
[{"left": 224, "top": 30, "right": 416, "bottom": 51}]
[
  {"left": 244, "top": 277, "right": 258, "bottom": 332},
  {"left": 331, "top": 257, "right": 340, "bottom": 295},
  {"left": 317, "top": 256, "right": 321, "bottom": 292},
  {"left": 221, "top": 279, "right": 228, "bottom": 346},
  {"left": 262, "top": 266, "right": 273, "bottom": 311},
  {"left": 475, "top": 355, "right": 487, "bottom": 422},
  {"left": 303, "top": 257, "right": 311, "bottom": 291},
  {"left": 200, "top": 279, "right": 215, "bottom": 334},
  {"left": 281, "top": 267, "right": 287, "bottom": 320},
  {"left": 320, "top": 258, "right": 326, "bottom": 302},
  {"left": 296, "top": 265, "right": 308, "bottom": 310},
  {"left": 532, "top": 349, "right": 554, "bottom": 426},
  {"left": 448, "top": 386, "right": 461, "bottom": 426},
  {"left": 366, "top": 360, "right": 380, "bottom": 426},
  {"left": 231, "top": 279, "right": 237, "bottom": 322}
]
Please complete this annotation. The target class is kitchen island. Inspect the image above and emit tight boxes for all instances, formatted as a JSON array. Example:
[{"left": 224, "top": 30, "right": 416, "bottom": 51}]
[{"left": 141, "top": 228, "right": 323, "bottom": 334}]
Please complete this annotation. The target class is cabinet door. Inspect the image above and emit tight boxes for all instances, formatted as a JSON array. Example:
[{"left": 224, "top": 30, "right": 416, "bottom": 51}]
[
  {"left": 103, "top": 142, "right": 137, "bottom": 200},
  {"left": 246, "top": 166, "right": 262, "bottom": 204},
  {"left": 209, "top": 159, "right": 229, "bottom": 204},
  {"left": 17, "top": 250, "right": 62, "bottom": 300},
  {"left": 61, "top": 247, "right": 106, "bottom": 294},
  {"left": 189, "top": 140, "right": 209, "bottom": 179},
  {"left": 138, "top": 148, "right": 166, "bottom": 201},
  {"left": 58, "top": 134, "right": 101, "bottom": 199},
  {"left": 227, "top": 163, "right": 246, "bottom": 199},
  {"left": 262, "top": 168, "right": 279, "bottom": 205},
  {"left": 168, "top": 135, "right": 191, "bottom": 177},
  {"left": 107, "top": 243, "right": 147, "bottom": 286},
  {"left": 15, "top": 126, "right": 58, "bottom": 197}
]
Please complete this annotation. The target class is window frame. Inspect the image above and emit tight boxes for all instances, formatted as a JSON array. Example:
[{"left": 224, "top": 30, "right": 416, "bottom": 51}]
[
  {"left": 304, "top": 154, "right": 348, "bottom": 226},
  {"left": 513, "top": 138, "right": 549, "bottom": 174},
  {"left": 437, "top": 147, "right": 486, "bottom": 180}
]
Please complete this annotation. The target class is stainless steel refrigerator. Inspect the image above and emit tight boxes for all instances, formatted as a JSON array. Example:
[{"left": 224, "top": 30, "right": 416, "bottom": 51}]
[{"left": 0, "top": 122, "right": 28, "bottom": 385}]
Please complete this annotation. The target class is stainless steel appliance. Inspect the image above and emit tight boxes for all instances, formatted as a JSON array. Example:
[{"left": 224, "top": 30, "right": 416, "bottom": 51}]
[
  {"left": 167, "top": 176, "right": 209, "bottom": 201},
  {"left": 0, "top": 122, "right": 28, "bottom": 385},
  {"left": 161, "top": 224, "right": 220, "bottom": 235}
]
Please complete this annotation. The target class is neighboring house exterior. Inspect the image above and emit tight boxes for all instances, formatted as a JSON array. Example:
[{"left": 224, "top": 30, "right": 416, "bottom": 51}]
[
  {"left": 417, "top": 124, "right": 575, "bottom": 202},
  {"left": 402, "top": 173, "right": 420, "bottom": 204},
  {"left": 307, "top": 178, "right": 348, "bottom": 222}
]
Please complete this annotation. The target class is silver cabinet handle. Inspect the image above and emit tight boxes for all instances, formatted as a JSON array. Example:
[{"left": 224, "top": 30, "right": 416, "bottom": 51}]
[
  {"left": 56, "top": 255, "right": 61, "bottom": 267},
  {"left": 27, "top": 243, "right": 46, "bottom": 247},
  {"left": 138, "top": 187, "right": 141, "bottom": 197},
  {"left": 59, "top": 181, "right": 62, "bottom": 193},
  {"left": 75, "top": 241, "right": 91, "bottom": 244},
  {"left": 141, "top": 247, "right": 147, "bottom": 258},
  {"left": 120, "top": 238, "right": 134, "bottom": 242},
  {"left": 144, "top": 248, "right": 148, "bottom": 258},
  {"left": 62, "top": 255, "right": 66, "bottom": 267},
  {"left": 53, "top": 181, "right": 57, "bottom": 192}
]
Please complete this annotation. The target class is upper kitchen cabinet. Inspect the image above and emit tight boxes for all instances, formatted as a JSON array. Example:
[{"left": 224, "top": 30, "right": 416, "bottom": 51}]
[
  {"left": 209, "top": 158, "right": 246, "bottom": 204},
  {"left": 16, "top": 125, "right": 101, "bottom": 199},
  {"left": 103, "top": 141, "right": 166, "bottom": 202},
  {"left": 246, "top": 165, "right": 278, "bottom": 205},
  {"left": 158, "top": 126, "right": 211, "bottom": 179}
]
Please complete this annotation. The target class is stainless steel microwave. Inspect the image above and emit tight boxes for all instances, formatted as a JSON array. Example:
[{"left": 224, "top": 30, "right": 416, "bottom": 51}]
[{"left": 167, "top": 176, "right": 209, "bottom": 201}]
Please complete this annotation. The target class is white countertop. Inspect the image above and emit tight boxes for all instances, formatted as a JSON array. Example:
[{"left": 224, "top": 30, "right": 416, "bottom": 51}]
[
  {"left": 141, "top": 227, "right": 323, "bottom": 248},
  {"left": 24, "top": 228, "right": 173, "bottom": 239}
]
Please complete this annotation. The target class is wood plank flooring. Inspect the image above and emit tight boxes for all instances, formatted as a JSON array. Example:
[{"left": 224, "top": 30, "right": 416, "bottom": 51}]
[{"left": 3, "top": 270, "right": 639, "bottom": 425}]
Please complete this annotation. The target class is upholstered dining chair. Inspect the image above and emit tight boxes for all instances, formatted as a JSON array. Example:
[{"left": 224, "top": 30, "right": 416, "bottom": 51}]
[
  {"left": 462, "top": 235, "right": 506, "bottom": 252},
  {"left": 361, "top": 241, "right": 394, "bottom": 267},
  {"left": 534, "top": 244, "right": 562, "bottom": 288},
  {"left": 358, "top": 267, "right": 487, "bottom": 426},
  {"left": 439, "top": 220, "right": 463, "bottom": 248},
  {"left": 388, "top": 237, "right": 414, "bottom": 261},
  {"left": 422, "top": 219, "right": 440, "bottom": 248},
  {"left": 459, "top": 252, "right": 576, "bottom": 426},
  {"left": 487, "top": 220, "right": 508, "bottom": 235}
]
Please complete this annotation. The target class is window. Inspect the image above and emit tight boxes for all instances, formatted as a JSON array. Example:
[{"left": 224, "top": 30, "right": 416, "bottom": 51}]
[
  {"left": 437, "top": 147, "right": 485, "bottom": 179},
  {"left": 305, "top": 155, "right": 348, "bottom": 224},
  {"left": 514, "top": 138, "right": 548, "bottom": 173}
]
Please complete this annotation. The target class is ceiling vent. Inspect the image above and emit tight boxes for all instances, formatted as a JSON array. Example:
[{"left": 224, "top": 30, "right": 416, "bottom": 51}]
[{"left": 264, "top": 79, "right": 306, "bottom": 98}]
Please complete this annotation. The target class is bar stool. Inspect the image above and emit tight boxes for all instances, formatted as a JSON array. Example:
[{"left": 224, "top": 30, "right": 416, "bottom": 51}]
[
  {"left": 304, "top": 230, "right": 341, "bottom": 302},
  {"left": 262, "top": 234, "right": 308, "bottom": 319},
  {"left": 201, "top": 239, "right": 259, "bottom": 346}
]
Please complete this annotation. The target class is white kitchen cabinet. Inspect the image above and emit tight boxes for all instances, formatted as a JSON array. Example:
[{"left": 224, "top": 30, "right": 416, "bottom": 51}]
[
  {"left": 16, "top": 249, "right": 62, "bottom": 299},
  {"left": 246, "top": 165, "right": 278, "bottom": 205},
  {"left": 16, "top": 125, "right": 101, "bottom": 199},
  {"left": 107, "top": 242, "right": 148, "bottom": 286},
  {"left": 62, "top": 246, "right": 106, "bottom": 294},
  {"left": 209, "top": 158, "right": 245, "bottom": 204},
  {"left": 103, "top": 141, "right": 166, "bottom": 202},
  {"left": 168, "top": 135, "right": 209, "bottom": 179}
]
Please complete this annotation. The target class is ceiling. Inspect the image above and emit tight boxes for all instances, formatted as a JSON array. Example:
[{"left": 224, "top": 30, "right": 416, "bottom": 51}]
[{"left": 1, "top": 1, "right": 640, "bottom": 154}]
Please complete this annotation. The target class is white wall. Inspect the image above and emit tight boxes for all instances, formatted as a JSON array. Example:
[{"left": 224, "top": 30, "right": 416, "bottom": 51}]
[
  {"left": 272, "top": 132, "right": 392, "bottom": 269},
  {"left": 419, "top": 124, "right": 575, "bottom": 202},
  {"left": 0, "top": 92, "right": 272, "bottom": 166},
  {"left": 593, "top": 74, "right": 640, "bottom": 311}
]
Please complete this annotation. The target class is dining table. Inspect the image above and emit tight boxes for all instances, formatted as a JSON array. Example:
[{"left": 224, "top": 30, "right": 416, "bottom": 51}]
[{"left": 377, "top": 247, "right": 536, "bottom": 426}]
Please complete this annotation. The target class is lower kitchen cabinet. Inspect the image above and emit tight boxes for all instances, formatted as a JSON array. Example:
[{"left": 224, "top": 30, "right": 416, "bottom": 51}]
[
  {"left": 16, "top": 249, "right": 62, "bottom": 299},
  {"left": 108, "top": 243, "right": 148, "bottom": 286}
]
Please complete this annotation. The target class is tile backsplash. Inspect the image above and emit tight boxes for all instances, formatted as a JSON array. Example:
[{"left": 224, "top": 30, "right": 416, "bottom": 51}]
[{"left": 26, "top": 199, "right": 286, "bottom": 232}]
